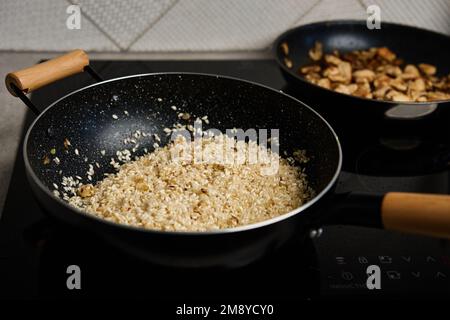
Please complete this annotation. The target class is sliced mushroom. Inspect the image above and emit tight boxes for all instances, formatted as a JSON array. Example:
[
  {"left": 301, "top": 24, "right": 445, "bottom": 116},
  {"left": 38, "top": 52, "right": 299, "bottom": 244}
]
[
  {"left": 418, "top": 63, "right": 436, "bottom": 76},
  {"left": 383, "top": 65, "right": 402, "bottom": 77},
  {"left": 373, "top": 74, "right": 392, "bottom": 89},
  {"left": 299, "top": 65, "right": 321, "bottom": 74},
  {"left": 284, "top": 57, "right": 293, "bottom": 69},
  {"left": 334, "top": 84, "right": 358, "bottom": 95},
  {"left": 280, "top": 42, "right": 289, "bottom": 56},
  {"left": 377, "top": 47, "right": 396, "bottom": 62},
  {"left": 416, "top": 96, "right": 428, "bottom": 102},
  {"left": 353, "top": 69, "right": 375, "bottom": 82},
  {"left": 299, "top": 43, "right": 450, "bottom": 102},
  {"left": 386, "top": 90, "right": 411, "bottom": 102},
  {"left": 317, "top": 78, "right": 331, "bottom": 89},
  {"left": 408, "top": 78, "right": 426, "bottom": 92},
  {"left": 391, "top": 78, "right": 408, "bottom": 92},
  {"left": 373, "top": 86, "right": 390, "bottom": 99},
  {"left": 353, "top": 81, "right": 372, "bottom": 98},
  {"left": 323, "top": 66, "right": 340, "bottom": 78},
  {"left": 78, "top": 184, "right": 95, "bottom": 198},
  {"left": 324, "top": 54, "right": 342, "bottom": 66},
  {"left": 427, "top": 91, "right": 450, "bottom": 101},
  {"left": 402, "top": 65, "right": 420, "bottom": 80},
  {"left": 308, "top": 41, "right": 323, "bottom": 61},
  {"left": 337, "top": 61, "right": 352, "bottom": 83},
  {"left": 136, "top": 182, "right": 150, "bottom": 192},
  {"left": 305, "top": 72, "right": 321, "bottom": 83}
]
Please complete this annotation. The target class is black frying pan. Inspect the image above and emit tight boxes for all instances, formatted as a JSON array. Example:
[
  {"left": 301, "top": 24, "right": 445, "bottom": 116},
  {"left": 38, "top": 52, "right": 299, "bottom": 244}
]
[
  {"left": 5, "top": 50, "right": 450, "bottom": 267},
  {"left": 274, "top": 20, "right": 450, "bottom": 120}
]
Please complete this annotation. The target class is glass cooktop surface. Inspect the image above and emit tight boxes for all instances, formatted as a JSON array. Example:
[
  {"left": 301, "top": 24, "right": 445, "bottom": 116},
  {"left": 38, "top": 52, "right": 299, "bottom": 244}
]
[{"left": 0, "top": 59, "right": 449, "bottom": 299}]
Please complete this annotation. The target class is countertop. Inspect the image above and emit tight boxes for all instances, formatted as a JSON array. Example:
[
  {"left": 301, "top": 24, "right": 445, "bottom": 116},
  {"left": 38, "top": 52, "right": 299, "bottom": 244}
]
[{"left": 0, "top": 50, "right": 270, "bottom": 215}]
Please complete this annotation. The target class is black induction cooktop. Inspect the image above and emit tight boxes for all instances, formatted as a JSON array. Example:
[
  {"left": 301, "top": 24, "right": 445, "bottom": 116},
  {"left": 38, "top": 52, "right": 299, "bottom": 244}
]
[{"left": 0, "top": 59, "right": 449, "bottom": 301}]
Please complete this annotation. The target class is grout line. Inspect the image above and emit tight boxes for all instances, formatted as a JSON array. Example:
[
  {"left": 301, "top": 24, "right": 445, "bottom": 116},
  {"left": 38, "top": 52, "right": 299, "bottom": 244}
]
[
  {"left": 288, "top": 0, "right": 325, "bottom": 28},
  {"left": 357, "top": 0, "right": 369, "bottom": 12},
  {"left": 67, "top": 0, "right": 123, "bottom": 51},
  {"left": 260, "top": 0, "right": 323, "bottom": 51},
  {"left": 126, "top": 0, "right": 181, "bottom": 51}
]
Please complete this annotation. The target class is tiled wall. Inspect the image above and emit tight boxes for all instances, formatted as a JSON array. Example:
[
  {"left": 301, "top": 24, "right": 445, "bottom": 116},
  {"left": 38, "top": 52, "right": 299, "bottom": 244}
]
[{"left": 1, "top": 0, "right": 449, "bottom": 52}]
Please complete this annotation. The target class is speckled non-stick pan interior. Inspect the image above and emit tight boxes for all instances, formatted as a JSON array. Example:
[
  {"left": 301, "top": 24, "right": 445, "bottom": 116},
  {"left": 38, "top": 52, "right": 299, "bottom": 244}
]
[{"left": 26, "top": 73, "right": 340, "bottom": 199}]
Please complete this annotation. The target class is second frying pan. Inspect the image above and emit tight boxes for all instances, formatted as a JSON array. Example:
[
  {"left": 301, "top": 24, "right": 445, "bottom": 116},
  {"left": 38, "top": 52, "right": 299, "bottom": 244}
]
[{"left": 273, "top": 20, "right": 450, "bottom": 120}]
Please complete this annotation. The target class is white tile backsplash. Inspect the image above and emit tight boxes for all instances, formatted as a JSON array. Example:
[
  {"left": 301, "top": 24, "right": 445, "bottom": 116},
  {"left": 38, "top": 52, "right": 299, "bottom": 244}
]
[
  {"left": 360, "top": 0, "right": 450, "bottom": 35},
  {"left": 295, "top": 0, "right": 365, "bottom": 25},
  {"left": 73, "top": 0, "right": 178, "bottom": 50},
  {"left": 0, "top": 0, "right": 448, "bottom": 52},
  {"left": 130, "top": 0, "right": 319, "bottom": 51},
  {"left": 0, "top": 0, "right": 118, "bottom": 51}
]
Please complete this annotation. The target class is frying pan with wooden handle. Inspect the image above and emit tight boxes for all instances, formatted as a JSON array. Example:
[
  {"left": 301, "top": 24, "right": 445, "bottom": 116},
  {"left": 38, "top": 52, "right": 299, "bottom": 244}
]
[{"left": 5, "top": 50, "right": 450, "bottom": 267}]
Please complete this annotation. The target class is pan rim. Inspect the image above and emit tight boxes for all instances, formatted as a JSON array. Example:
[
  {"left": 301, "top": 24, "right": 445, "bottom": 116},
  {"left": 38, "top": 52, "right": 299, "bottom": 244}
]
[
  {"left": 23, "top": 71, "right": 343, "bottom": 236},
  {"left": 272, "top": 19, "right": 450, "bottom": 106}
]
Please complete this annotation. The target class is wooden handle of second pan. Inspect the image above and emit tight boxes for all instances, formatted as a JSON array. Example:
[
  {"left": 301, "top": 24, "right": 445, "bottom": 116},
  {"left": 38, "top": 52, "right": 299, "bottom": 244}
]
[
  {"left": 382, "top": 192, "right": 450, "bottom": 239},
  {"left": 5, "top": 49, "right": 89, "bottom": 96}
]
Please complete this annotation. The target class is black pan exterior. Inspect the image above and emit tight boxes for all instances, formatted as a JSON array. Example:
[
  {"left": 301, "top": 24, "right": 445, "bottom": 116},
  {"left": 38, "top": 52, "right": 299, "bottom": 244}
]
[
  {"left": 274, "top": 20, "right": 450, "bottom": 119},
  {"left": 24, "top": 73, "right": 341, "bottom": 267}
]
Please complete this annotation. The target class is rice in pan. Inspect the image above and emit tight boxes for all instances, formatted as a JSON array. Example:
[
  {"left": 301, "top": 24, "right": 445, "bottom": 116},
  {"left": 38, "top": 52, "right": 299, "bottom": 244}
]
[{"left": 68, "top": 134, "right": 314, "bottom": 231}]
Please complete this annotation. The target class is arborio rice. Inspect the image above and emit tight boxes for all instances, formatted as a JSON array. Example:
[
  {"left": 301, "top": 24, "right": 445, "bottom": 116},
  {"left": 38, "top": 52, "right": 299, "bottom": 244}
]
[{"left": 68, "top": 134, "right": 314, "bottom": 231}]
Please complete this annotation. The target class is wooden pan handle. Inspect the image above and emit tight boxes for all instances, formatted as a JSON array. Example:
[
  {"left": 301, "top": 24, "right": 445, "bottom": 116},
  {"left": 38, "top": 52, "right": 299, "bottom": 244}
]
[
  {"left": 382, "top": 192, "right": 450, "bottom": 239},
  {"left": 5, "top": 49, "right": 89, "bottom": 96}
]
